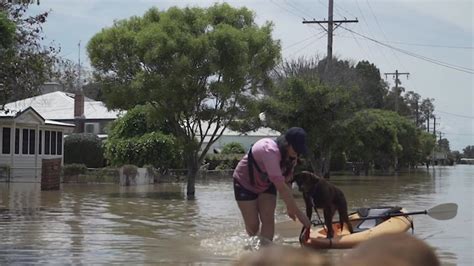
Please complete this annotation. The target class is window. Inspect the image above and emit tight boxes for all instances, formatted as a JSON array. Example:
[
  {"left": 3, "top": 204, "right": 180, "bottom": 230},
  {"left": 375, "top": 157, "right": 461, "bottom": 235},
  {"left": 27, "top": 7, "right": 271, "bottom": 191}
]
[
  {"left": 51, "top": 131, "right": 56, "bottom": 155},
  {"left": 85, "top": 123, "right": 99, "bottom": 134},
  {"left": 57, "top": 132, "right": 62, "bottom": 155},
  {"left": 15, "top": 128, "right": 20, "bottom": 154},
  {"left": 29, "top": 129, "right": 35, "bottom": 154},
  {"left": 22, "top": 129, "right": 28, "bottom": 154},
  {"left": 45, "top": 130, "right": 50, "bottom": 155},
  {"left": 39, "top": 130, "right": 42, "bottom": 154},
  {"left": 2, "top": 128, "right": 11, "bottom": 154}
]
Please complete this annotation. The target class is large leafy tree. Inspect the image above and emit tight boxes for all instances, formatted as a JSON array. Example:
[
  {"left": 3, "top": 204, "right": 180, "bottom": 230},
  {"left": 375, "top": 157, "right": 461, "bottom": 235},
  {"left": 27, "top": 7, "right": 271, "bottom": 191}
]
[
  {"left": 462, "top": 145, "right": 474, "bottom": 158},
  {"left": 87, "top": 4, "right": 280, "bottom": 198},
  {"left": 263, "top": 58, "right": 357, "bottom": 177},
  {"left": 420, "top": 98, "right": 435, "bottom": 132},
  {"left": 355, "top": 60, "right": 387, "bottom": 109},
  {"left": 346, "top": 109, "right": 404, "bottom": 173},
  {"left": 437, "top": 138, "right": 450, "bottom": 153},
  {"left": 403, "top": 91, "right": 422, "bottom": 127},
  {"left": 0, "top": 3, "right": 59, "bottom": 108}
]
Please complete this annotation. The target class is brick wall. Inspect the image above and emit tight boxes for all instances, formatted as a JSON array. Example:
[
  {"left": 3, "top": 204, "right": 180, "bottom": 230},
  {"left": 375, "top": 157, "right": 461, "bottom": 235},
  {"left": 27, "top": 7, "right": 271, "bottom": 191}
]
[{"left": 41, "top": 158, "right": 62, "bottom": 190}]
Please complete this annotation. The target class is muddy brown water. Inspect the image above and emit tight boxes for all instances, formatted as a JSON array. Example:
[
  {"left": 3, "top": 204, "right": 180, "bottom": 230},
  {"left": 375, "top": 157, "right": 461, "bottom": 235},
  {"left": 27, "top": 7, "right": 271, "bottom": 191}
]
[{"left": 0, "top": 165, "right": 472, "bottom": 265}]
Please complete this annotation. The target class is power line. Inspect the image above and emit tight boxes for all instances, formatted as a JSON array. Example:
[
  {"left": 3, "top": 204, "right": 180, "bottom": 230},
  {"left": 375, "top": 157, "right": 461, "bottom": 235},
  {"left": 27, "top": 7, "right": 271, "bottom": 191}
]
[
  {"left": 353, "top": 0, "right": 395, "bottom": 70},
  {"left": 443, "top": 132, "right": 474, "bottom": 136},
  {"left": 340, "top": 26, "right": 474, "bottom": 74},
  {"left": 365, "top": 0, "right": 404, "bottom": 68},
  {"left": 284, "top": 0, "right": 313, "bottom": 20},
  {"left": 269, "top": 0, "right": 323, "bottom": 34},
  {"left": 437, "top": 110, "right": 474, "bottom": 119},
  {"left": 270, "top": 0, "right": 305, "bottom": 19},
  {"left": 288, "top": 32, "right": 327, "bottom": 58},
  {"left": 335, "top": 35, "right": 474, "bottom": 50},
  {"left": 282, "top": 34, "right": 323, "bottom": 51},
  {"left": 386, "top": 41, "right": 474, "bottom": 50}
]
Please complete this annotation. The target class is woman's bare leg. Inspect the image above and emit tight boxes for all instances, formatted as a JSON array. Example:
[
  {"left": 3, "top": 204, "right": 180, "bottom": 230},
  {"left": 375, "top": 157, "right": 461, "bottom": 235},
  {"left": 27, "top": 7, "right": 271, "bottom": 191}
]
[
  {"left": 257, "top": 193, "right": 277, "bottom": 241},
  {"left": 237, "top": 199, "right": 260, "bottom": 236}
]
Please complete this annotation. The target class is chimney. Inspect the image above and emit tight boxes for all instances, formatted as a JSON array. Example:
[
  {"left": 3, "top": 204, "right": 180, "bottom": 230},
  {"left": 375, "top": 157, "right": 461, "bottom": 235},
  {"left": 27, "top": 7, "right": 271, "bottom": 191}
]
[
  {"left": 74, "top": 92, "right": 85, "bottom": 133},
  {"left": 74, "top": 92, "right": 84, "bottom": 118}
]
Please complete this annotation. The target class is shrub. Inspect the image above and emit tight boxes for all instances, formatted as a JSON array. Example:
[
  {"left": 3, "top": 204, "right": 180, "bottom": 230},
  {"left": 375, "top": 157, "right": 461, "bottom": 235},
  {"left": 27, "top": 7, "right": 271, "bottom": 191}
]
[
  {"left": 105, "top": 131, "right": 182, "bottom": 169},
  {"left": 64, "top": 134, "right": 105, "bottom": 168},
  {"left": 63, "top": 163, "right": 87, "bottom": 176},
  {"left": 205, "top": 153, "right": 243, "bottom": 170},
  {"left": 221, "top": 142, "right": 245, "bottom": 154}
]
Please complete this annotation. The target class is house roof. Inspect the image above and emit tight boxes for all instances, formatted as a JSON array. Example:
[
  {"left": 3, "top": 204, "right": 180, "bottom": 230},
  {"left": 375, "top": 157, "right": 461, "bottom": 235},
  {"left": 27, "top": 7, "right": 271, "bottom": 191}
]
[
  {"left": 198, "top": 121, "right": 281, "bottom": 143},
  {"left": 0, "top": 106, "right": 75, "bottom": 128},
  {"left": 4, "top": 91, "right": 122, "bottom": 120}
]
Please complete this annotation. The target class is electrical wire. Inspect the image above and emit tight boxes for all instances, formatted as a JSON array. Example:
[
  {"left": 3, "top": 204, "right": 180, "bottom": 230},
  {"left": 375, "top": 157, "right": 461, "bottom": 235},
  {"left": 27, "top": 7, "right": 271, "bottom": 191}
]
[
  {"left": 437, "top": 110, "right": 474, "bottom": 119},
  {"left": 340, "top": 26, "right": 474, "bottom": 74}
]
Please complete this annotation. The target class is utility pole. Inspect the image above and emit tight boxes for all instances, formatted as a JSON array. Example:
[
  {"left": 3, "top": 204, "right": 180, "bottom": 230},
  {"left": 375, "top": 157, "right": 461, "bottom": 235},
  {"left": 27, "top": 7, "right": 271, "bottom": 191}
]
[
  {"left": 302, "top": 0, "right": 358, "bottom": 61},
  {"left": 433, "top": 116, "right": 440, "bottom": 137},
  {"left": 438, "top": 131, "right": 444, "bottom": 142},
  {"left": 384, "top": 70, "right": 409, "bottom": 112}
]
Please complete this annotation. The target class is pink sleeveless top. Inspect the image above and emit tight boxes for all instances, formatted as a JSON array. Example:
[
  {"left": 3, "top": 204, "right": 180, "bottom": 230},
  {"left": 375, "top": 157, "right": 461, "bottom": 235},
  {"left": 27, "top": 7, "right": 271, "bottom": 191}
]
[{"left": 233, "top": 138, "right": 289, "bottom": 193}]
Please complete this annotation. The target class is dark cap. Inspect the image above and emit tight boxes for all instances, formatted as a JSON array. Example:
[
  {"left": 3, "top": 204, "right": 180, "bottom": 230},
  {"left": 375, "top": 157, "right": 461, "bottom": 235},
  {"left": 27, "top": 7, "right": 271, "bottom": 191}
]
[{"left": 284, "top": 127, "right": 308, "bottom": 155}]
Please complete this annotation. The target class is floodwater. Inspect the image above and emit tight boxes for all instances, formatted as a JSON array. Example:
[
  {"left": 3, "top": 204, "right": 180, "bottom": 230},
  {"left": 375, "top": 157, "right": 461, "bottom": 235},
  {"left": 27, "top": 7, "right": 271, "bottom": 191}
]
[{"left": 0, "top": 165, "right": 472, "bottom": 265}]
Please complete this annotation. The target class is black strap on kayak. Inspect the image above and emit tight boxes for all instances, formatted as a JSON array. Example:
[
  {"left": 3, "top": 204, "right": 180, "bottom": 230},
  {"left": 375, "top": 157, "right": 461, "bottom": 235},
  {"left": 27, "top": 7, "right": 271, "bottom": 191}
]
[{"left": 247, "top": 147, "right": 267, "bottom": 186}]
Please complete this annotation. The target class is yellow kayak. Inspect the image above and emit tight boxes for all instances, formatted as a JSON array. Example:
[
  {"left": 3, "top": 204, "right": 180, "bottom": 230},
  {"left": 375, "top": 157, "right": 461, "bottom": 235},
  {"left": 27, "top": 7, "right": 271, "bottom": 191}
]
[{"left": 301, "top": 207, "right": 413, "bottom": 249}]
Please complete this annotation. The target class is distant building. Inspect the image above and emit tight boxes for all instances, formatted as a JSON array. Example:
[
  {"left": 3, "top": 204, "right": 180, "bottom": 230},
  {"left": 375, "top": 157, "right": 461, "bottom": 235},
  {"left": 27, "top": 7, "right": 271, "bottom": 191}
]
[
  {"left": 0, "top": 107, "right": 74, "bottom": 181},
  {"left": 4, "top": 91, "right": 122, "bottom": 138},
  {"left": 199, "top": 122, "right": 281, "bottom": 154},
  {"left": 459, "top": 158, "right": 474, "bottom": 165}
]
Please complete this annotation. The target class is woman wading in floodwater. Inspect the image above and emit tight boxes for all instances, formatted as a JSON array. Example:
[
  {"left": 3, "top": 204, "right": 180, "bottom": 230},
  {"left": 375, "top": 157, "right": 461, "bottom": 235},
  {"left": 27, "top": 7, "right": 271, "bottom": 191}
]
[{"left": 232, "top": 127, "right": 311, "bottom": 241}]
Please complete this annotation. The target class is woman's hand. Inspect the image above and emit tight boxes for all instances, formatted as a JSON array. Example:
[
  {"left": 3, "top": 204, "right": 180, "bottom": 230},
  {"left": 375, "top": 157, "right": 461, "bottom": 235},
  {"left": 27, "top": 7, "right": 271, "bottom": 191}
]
[
  {"left": 287, "top": 206, "right": 311, "bottom": 228},
  {"left": 274, "top": 180, "right": 311, "bottom": 228}
]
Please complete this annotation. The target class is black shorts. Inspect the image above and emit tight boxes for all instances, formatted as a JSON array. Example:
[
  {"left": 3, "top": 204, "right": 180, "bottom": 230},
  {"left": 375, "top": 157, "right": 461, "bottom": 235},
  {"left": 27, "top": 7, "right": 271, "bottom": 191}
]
[{"left": 233, "top": 179, "right": 277, "bottom": 201}]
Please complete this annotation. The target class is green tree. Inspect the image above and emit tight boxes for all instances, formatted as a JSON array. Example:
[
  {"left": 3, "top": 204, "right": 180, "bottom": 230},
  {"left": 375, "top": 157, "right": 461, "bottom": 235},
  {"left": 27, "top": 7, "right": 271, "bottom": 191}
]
[
  {"left": 462, "top": 145, "right": 474, "bottom": 158},
  {"left": 420, "top": 98, "right": 435, "bottom": 132},
  {"left": 403, "top": 91, "right": 422, "bottom": 127},
  {"left": 0, "top": 10, "right": 15, "bottom": 50},
  {"left": 345, "top": 109, "right": 422, "bottom": 174},
  {"left": 263, "top": 58, "right": 357, "bottom": 177},
  {"left": 105, "top": 105, "right": 181, "bottom": 169},
  {"left": 438, "top": 138, "right": 450, "bottom": 153},
  {"left": 418, "top": 130, "right": 436, "bottom": 166},
  {"left": 87, "top": 4, "right": 280, "bottom": 198},
  {"left": 355, "top": 60, "right": 387, "bottom": 109},
  {"left": 0, "top": 4, "right": 59, "bottom": 107}
]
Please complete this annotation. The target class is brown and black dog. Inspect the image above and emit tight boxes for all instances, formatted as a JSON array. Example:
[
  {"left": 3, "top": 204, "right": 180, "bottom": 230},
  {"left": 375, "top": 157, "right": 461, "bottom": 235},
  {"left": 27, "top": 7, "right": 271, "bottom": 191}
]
[{"left": 292, "top": 171, "right": 353, "bottom": 238}]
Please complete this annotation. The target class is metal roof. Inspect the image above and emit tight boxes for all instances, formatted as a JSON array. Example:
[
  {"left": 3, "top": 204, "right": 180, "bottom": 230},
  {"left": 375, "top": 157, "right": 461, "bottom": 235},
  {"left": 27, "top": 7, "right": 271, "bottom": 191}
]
[{"left": 4, "top": 91, "right": 122, "bottom": 120}]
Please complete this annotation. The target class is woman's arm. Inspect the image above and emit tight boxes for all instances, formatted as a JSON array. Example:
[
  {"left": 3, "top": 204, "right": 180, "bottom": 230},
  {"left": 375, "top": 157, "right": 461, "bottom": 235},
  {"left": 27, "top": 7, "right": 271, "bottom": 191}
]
[{"left": 274, "top": 180, "right": 311, "bottom": 228}]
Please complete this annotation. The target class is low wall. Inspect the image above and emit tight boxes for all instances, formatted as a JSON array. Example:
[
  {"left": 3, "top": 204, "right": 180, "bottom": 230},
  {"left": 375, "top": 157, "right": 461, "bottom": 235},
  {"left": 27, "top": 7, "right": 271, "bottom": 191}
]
[{"left": 61, "top": 167, "right": 234, "bottom": 184}]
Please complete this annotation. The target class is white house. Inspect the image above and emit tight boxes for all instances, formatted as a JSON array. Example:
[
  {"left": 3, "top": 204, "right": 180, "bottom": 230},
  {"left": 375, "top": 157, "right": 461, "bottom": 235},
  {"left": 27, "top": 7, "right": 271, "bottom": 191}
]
[
  {"left": 0, "top": 107, "right": 74, "bottom": 182},
  {"left": 4, "top": 91, "right": 122, "bottom": 138},
  {"left": 200, "top": 122, "right": 281, "bottom": 153}
]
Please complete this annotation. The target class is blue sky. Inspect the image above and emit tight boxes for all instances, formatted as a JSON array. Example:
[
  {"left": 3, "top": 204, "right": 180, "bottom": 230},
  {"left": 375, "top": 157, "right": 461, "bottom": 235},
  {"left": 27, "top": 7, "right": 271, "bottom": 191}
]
[{"left": 28, "top": 0, "right": 473, "bottom": 151}]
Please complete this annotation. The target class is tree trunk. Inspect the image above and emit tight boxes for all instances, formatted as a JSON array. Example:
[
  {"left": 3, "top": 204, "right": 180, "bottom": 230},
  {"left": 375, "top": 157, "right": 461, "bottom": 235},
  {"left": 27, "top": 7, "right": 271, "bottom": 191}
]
[
  {"left": 185, "top": 154, "right": 198, "bottom": 200},
  {"left": 363, "top": 161, "right": 370, "bottom": 176},
  {"left": 322, "top": 149, "right": 331, "bottom": 179},
  {"left": 308, "top": 150, "right": 323, "bottom": 176}
]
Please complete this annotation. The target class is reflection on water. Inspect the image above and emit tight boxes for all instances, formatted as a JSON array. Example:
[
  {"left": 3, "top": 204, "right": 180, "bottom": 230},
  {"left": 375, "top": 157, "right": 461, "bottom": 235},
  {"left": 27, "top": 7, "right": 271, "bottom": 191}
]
[{"left": 0, "top": 166, "right": 473, "bottom": 265}]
